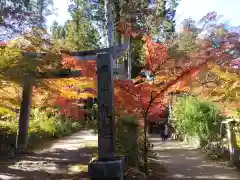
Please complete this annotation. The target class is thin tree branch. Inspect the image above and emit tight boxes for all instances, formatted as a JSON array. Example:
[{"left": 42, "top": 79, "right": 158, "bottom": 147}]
[{"left": 117, "top": 83, "right": 145, "bottom": 109}]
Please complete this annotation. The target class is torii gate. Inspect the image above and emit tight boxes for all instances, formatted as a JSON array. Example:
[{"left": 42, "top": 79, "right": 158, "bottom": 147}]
[
  {"left": 15, "top": 0, "right": 127, "bottom": 178},
  {"left": 17, "top": 42, "right": 128, "bottom": 179}
]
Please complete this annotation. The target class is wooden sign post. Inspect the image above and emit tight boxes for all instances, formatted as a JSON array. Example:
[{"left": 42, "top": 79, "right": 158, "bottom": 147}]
[
  {"left": 96, "top": 52, "right": 116, "bottom": 159},
  {"left": 88, "top": 52, "right": 125, "bottom": 180}
]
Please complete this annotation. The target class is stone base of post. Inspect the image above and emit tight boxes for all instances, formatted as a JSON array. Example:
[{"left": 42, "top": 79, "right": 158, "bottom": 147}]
[{"left": 88, "top": 156, "right": 125, "bottom": 180}]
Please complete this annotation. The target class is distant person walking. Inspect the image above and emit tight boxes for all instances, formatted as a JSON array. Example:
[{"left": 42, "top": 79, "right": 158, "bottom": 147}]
[
  {"left": 163, "top": 124, "right": 168, "bottom": 141},
  {"left": 159, "top": 123, "right": 165, "bottom": 140}
]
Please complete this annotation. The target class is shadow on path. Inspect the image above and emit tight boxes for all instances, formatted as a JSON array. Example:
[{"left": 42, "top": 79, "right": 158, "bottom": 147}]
[
  {"left": 0, "top": 130, "right": 97, "bottom": 180},
  {"left": 149, "top": 134, "right": 240, "bottom": 180}
]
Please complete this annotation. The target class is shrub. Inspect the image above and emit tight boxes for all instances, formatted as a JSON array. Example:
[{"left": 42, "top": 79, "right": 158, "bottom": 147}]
[
  {"left": 0, "top": 107, "right": 17, "bottom": 120},
  {"left": 91, "top": 114, "right": 145, "bottom": 169},
  {"left": 172, "top": 95, "right": 222, "bottom": 144},
  {"left": 0, "top": 107, "right": 84, "bottom": 154},
  {"left": 116, "top": 115, "right": 144, "bottom": 168},
  {"left": 203, "top": 140, "right": 229, "bottom": 160},
  {"left": 0, "top": 121, "right": 18, "bottom": 153},
  {"left": 30, "top": 108, "right": 84, "bottom": 138}
]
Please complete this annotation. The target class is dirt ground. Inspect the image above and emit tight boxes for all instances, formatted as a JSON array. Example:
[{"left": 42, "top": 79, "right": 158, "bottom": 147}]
[
  {"left": 149, "top": 134, "right": 240, "bottom": 180},
  {"left": 1, "top": 131, "right": 240, "bottom": 180},
  {"left": 0, "top": 130, "right": 97, "bottom": 180}
]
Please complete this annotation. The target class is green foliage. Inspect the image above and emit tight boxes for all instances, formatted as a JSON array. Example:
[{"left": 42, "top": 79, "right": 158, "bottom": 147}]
[
  {"left": 0, "top": 120, "right": 18, "bottom": 152},
  {"left": 0, "top": 28, "right": 68, "bottom": 86},
  {"left": 0, "top": 47, "right": 23, "bottom": 73},
  {"left": 50, "top": 21, "right": 67, "bottom": 39},
  {"left": 177, "top": 31, "right": 199, "bottom": 54},
  {"left": 132, "top": 37, "right": 146, "bottom": 65},
  {"left": 172, "top": 95, "right": 222, "bottom": 143},
  {"left": 116, "top": 115, "right": 144, "bottom": 167},
  {"left": 50, "top": 1, "right": 100, "bottom": 51},
  {"left": 0, "top": 120, "right": 18, "bottom": 135},
  {"left": 0, "top": 106, "right": 17, "bottom": 120},
  {"left": 0, "top": 107, "right": 84, "bottom": 154},
  {"left": 118, "top": 115, "right": 140, "bottom": 127},
  {"left": 29, "top": 108, "right": 83, "bottom": 138},
  {"left": 91, "top": 114, "right": 145, "bottom": 168},
  {"left": 167, "top": 19, "right": 199, "bottom": 59},
  {"left": 233, "top": 108, "right": 240, "bottom": 119}
]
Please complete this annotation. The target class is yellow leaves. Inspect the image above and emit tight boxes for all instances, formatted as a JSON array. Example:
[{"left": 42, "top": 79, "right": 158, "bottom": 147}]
[
  {"left": 8, "top": 38, "right": 31, "bottom": 50},
  {"left": 32, "top": 88, "right": 51, "bottom": 107},
  {"left": 0, "top": 80, "right": 22, "bottom": 110},
  {"left": 154, "top": 73, "right": 169, "bottom": 84},
  {"left": 211, "top": 65, "right": 240, "bottom": 82},
  {"left": 0, "top": 46, "right": 23, "bottom": 69},
  {"left": 45, "top": 77, "right": 96, "bottom": 91},
  {"left": 38, "top": 77, "right": 97, "bottom": 101},
  {"left": 1, "top": 28, "right": 64, "bottom": 81},
  {"left": 60, "top": 87, "right": 94, "bottom": 99},
  {"left": 77, "top": 92, "right": 96, "bottom": 99},
  {"left": 229, "top": 81, "right": 240, "bottom": 92},
  {"left": 208, "top": 65, "right": 240, "bottom": 102},
  {"left": 0, "top": 106, "right": 17, "bottom": 118},
  {"left": 192, "top": 64, "right": 239, "bottom": 116},
  {"left": 60, "top": 91, "right": 79, "bottom": 99}
]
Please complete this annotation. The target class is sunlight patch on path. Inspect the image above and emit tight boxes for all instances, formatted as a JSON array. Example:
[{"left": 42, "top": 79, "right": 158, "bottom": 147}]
[
  {"left": 38, "top": 130, "right": 97, "bottom": 152},
  {"left": 68, "top": 164, "right": 88, "bottom": 173},
  {"left": 149, "top": 135, "right": 240, "bottom": 180},
  {"left": 8, "top": 160, "right": 59, "bottom": 173},
  {"left": 0, "top": 174, "right": 23, "bottom": 180},
  {"left": 0, "top": 130, "right": 98, "bottom": 180}
]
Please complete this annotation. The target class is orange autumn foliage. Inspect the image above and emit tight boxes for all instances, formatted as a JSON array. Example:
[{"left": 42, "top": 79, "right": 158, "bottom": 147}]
[
  {"left": 117, "top": 21, "right": 169, "bottom": 72},
  {"left": 116, "top": 21, "right": 139, "bottom": 38},
  {"left": 144, "top": 36, "right": 168, "bottom": 73},
  {"left": 114, "top": 63, "right": 210, "bottom": 124},
  {"left": 114, "top": 39, "right": 233, "bottom": 123},
  {"left": 115, "top": 80, "right": 167, "bottom": 125},
  {"left": 58, "top": 31, "right": 197, "bottom": 122},
  {"left": 62, "top": 54, "right": 97, "bottom": 78},
  {"left": 58, "top": 21, "right": 233, "bottom": 122},
  {"left": 53, "top": 96, "right": 87, "bottom": 120},
  {"left": 47, "top": 54, "right": 97, "bottom": 120}
]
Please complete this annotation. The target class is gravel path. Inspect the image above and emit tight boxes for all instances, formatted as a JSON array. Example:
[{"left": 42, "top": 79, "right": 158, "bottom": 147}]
[
  {"left": 2, "top": 131, "right": 239, "bottom": 180},
  {"left": 0, "top": 130, "right": 97, "bottom": 180},
  {"left": 149, "top": 134, "right": 240, "bottom": 180}
]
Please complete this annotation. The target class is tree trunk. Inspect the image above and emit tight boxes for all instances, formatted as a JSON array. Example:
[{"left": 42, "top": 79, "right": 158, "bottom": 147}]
[
  {"left": 143, "top": 111, "right": 149, "bottom": 175},
  {"left": 115, "top": 0, "right": 121, "bottom": 45},
  {"left": 135, "top": 126, "right": 140, "bottom": 169},
  {"left": 16, "top": 78, "right": 33, "bottom": 153},
  {"left": 127, "top": 38, "right": 132, "bottom": 79},
  {"left": 124, "top": 0, "right": 135, "bottom": 80}
]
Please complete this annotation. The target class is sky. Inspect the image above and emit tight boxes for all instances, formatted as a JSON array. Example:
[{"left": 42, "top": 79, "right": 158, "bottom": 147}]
[
  {"left": 46, "top": 0, "right": 240, "bottom": 30},
  {"left": 175, "top": 0, "right": 240, "bottom": 26}
]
